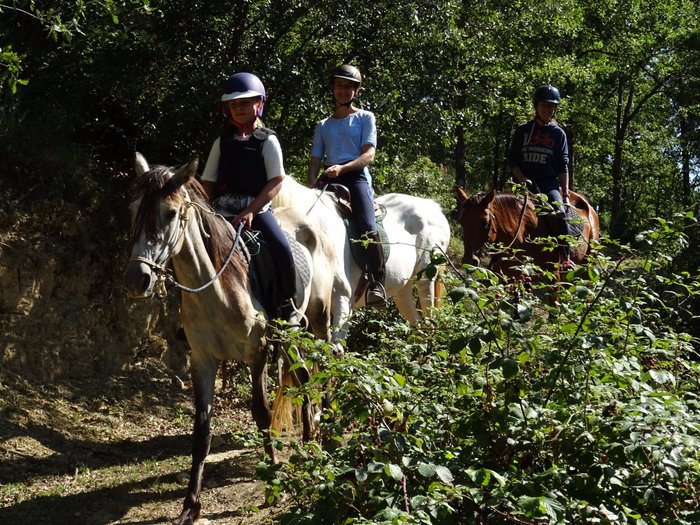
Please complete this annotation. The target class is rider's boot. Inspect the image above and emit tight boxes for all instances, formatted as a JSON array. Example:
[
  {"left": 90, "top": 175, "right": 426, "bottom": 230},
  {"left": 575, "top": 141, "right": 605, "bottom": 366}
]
[
  {"left": 278, "top": 264, "right": 304, "bottom": 329},
  {"left": 365, "top": 232, "right": 387, "bottom": 308}
]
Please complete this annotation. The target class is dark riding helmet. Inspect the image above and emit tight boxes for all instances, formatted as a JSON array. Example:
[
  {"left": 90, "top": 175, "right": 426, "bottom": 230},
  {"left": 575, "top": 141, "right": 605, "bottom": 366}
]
[
  {"left": 330, "top": 64, "right": 362, "bottom": 88},
  {"left": 533, "top": 84, "right": 561, "bottom": 105},
  {"left": 221, "top": 72, "right": 266, "bottom": 116}
]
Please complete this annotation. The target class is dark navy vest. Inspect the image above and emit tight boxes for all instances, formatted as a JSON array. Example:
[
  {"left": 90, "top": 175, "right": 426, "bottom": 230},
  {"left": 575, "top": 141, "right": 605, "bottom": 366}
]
[{"left": 215, "top": 126, "right": 275, "bottom": 198}]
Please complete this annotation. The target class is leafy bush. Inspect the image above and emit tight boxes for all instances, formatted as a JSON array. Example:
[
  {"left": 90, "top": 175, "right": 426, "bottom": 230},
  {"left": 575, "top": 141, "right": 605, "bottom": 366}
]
[
  {"left": 373, "top": 154, "right": 456, "bottom": 215},
  {"left": 267, "top": 214, "right": 700, "bottom": 524}
]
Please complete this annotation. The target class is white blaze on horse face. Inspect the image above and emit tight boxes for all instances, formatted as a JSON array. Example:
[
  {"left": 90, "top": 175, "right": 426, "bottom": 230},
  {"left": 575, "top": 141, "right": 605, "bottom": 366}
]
[{"left": 129, "top": 195, "right": 186, "bottom": 268}]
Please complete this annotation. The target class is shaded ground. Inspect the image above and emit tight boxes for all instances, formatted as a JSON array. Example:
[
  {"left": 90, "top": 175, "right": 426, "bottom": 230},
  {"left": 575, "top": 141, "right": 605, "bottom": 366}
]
[{"left": 0, "top": 359, "right": 291, "bottom": 525}]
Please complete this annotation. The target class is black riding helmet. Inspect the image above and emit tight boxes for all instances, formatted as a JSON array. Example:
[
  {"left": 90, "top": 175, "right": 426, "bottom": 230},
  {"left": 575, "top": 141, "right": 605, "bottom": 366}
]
[
  {"left": 329, "top": 64, "right": 362, "bottom": 108},
  {"left": 533, "top": 84, "right": 561, "bottom": 105}
]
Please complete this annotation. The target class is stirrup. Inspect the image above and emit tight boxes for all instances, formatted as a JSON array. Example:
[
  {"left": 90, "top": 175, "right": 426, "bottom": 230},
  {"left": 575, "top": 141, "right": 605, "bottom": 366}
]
[
  {"left": 365, "top": 282, "right": 387, "bottom": 308},
  {"left": 278, "top": 299, "right": 306, "bottom": 330}
]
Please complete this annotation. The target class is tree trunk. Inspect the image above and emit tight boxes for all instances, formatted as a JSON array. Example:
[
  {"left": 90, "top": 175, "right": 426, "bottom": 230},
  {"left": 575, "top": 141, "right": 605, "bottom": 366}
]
[{"left": 455, "top": 123, "right": 466, "bottom": 189}]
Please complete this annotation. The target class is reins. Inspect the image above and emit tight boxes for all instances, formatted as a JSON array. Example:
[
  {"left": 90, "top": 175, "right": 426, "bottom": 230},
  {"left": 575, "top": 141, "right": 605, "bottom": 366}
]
[
  {"left": 508, "top": 192, "right": 529, "bottom": 249},
  {"left": 130, "top": 194, "right": 244, "bottom": 295},
  {"left": 306, "top": 183, "right": 329, "bottom": 215}
]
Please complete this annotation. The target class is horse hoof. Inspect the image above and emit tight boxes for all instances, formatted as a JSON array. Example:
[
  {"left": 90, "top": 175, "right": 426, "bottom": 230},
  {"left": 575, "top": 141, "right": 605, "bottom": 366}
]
[{"left": 173, "top": 508, "right": 199, "bottom": 525}]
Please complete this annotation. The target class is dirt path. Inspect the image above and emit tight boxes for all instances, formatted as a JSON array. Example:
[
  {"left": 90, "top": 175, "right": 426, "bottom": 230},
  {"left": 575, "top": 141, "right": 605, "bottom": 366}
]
[{"left": 0, "top": 360, "right": 291, "bottom": 525}]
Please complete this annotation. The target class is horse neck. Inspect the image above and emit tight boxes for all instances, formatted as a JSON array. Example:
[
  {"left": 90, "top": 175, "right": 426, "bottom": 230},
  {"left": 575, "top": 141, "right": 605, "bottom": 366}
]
[
  {"left": 492, "top": 196, "right": 535, "bottom": 245},
  {"left": 272, "top": 176, "right": 340, "bottom": 220},
  {"left": 274, "top": 177, "right": 308, "bottom": 208},
  {"left": 171, "top": 204, "right": 247, "bottom": 298},
  {"left": 170, "top": 206, "right": 217, "bottom": 286}
]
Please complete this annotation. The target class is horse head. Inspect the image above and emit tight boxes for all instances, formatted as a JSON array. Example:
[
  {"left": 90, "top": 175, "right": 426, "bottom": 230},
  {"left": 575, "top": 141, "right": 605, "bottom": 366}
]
[
  {"left": 457, "top": 188, "right": 496, "bottom": 265},
  {"left": 124, "top": 153, "right": 199, "bottom": 298}
]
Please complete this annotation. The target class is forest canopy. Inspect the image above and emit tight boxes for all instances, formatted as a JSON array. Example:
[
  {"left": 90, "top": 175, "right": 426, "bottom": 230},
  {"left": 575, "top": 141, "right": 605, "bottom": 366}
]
[{"left": 1, "top": 0, "right": 699, "bottom": 241}]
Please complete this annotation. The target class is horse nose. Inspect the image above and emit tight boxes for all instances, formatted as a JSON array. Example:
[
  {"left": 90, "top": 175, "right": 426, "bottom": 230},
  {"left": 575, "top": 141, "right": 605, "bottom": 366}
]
[{"left": 124, "top": 261, "right": 156, "bottom": 297}]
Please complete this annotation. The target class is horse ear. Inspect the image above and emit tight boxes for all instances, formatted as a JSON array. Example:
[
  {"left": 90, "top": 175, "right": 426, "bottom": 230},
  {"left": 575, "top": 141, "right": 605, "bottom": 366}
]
[
  {"left": 134, "top": 152, "right": 149, "bottom": 176},
  {"left": 484, "top": 189, "right": 496, "bottom": 204},
  {"left": 456, "top": 186, "right": 469, "bottom": 203},
  {"left": 173, "top": 156, "right": 199, "bottom": 186}
]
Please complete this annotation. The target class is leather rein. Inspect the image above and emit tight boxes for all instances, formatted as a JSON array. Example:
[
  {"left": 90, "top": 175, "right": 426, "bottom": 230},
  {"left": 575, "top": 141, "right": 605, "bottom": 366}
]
[
  {"left": 129, "top": 190, "right": 244, "bottom": 296},
  {"left": 480, "top": 191, "right": 529, "bottom": 250}
]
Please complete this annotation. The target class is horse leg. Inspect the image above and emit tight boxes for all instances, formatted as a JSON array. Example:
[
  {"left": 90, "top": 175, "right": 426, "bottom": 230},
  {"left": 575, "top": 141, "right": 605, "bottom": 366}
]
[
  {"left": 393, "top": 282, "right": 421, "bottom": 325},
  {"left": 415, "top": 278, "right": 437, "bottom": 314},
  {"left": 249, "top": 349, "right": 277, "bottom": 463},
  {"left": 331, "top": 282, "right": 353, "bottom": 349},
  {"left": 174, "top": 358, "right": 218, "bottom": 525}
]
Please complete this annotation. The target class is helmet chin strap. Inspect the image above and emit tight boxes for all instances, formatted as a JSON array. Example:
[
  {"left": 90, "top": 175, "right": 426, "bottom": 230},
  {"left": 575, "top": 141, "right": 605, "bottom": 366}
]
[
  {"left": 334, "top": 97, "right": 353, "bottom": 109},
  {"left": 228, "top": 115, "right": 255, "bottom": 135}
]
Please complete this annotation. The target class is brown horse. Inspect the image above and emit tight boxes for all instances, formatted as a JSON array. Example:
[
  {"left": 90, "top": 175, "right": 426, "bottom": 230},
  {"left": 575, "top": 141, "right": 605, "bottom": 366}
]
[{"left": 456, "top": 187, "right": 599, "bottom": 278}]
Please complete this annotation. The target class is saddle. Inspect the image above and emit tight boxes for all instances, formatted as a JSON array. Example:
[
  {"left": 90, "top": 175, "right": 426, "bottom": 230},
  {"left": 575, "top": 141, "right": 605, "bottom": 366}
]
[
  {"left": 317, "top": 181, "right": 390, "bottom": 265},
  {"left": 528, "top": 194, "right": 585, "bottom": 239},
  {"left": 239, "top": 229, "right": 311, "bottom": 321}
]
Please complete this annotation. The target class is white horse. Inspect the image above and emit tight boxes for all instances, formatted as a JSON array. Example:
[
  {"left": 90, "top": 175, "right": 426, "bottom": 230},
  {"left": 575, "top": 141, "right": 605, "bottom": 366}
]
[
  {"left": 273, "top": 176, "right": 451, "bottom": 342},
  {"left": 124, "top": 154, "right": 334, "bottom": 525}
]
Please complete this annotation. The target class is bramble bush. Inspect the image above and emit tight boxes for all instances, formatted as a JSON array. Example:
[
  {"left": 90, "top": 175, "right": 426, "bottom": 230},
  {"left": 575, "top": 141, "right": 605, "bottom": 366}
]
[{"left": 265, "top": 213, "right": 700, "bottom": 525}]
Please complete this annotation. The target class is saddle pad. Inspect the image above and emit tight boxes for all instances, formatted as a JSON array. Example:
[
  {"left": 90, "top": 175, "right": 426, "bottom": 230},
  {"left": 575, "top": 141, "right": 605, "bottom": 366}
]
[
  {"left": 288, "top": 233, "right": 312, "bottom": 294},
  {"left": 243, "top": 230, "right": 311, "bottom": 319},
  {"left": 564, "top": 207, "right": 585, "bottom": 239}
]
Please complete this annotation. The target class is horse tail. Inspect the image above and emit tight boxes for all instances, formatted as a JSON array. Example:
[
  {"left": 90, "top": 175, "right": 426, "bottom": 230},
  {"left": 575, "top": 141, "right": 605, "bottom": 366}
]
[
  {"left": 271, "top": 369, "right": 297, "bottom": 434},
  {"left": 270, "top": 345, "right": 315, "bottom": 436},
  {"left": 434, "top": 276, "right": 445, "bottom": 308}
]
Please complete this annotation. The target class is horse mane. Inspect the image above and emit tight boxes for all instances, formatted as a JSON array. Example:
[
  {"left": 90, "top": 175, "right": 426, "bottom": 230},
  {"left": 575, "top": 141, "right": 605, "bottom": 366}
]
[
  {"left": 273, "top": 175, "right": 336, "bottom": 212},
  {"left": 132, "top": 165, "right": 247, "bottom": 292},
  {"left": 491, "top": 193, "right": 536, "bottom": 238}
]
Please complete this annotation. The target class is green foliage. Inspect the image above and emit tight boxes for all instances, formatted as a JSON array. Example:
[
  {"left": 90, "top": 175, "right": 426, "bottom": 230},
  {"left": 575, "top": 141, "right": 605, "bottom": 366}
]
[
  {"left": 374, "top": 155, "right": 455, "bottom": 214},
  {"left": 268, "top": 215, "right": 700, "bottom": 524},
  {"left": 2, "top": 0, "right": 699, "bottom": 254}
]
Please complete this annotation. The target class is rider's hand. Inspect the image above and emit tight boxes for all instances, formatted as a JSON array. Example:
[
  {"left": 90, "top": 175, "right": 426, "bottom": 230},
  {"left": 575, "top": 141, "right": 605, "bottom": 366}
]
[
  {"left": 233, "top": 211, "right": 254, "bottom": 230},
  {"left": 323, "top": 165, "right": 342, "bottom": 179}
]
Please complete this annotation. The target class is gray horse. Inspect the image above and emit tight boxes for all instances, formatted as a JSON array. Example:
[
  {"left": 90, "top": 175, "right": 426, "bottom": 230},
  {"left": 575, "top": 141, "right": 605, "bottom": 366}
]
[{"left": 124, "top": 153, "right": 334, "bottom": 525}]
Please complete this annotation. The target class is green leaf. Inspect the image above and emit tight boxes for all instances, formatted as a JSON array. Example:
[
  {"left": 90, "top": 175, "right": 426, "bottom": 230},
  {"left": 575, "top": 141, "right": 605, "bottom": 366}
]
[
  {"left": 502, "top": 358, "right": 519, "bottom": 379},
  {"left": 540, "top": 497, "right": 564, "bottom": 519},
  {"left": 387, "top": 463, "right": 404, "bottom": 481},
  {"left": 417, "top": 462, "right": 437, "bottom": 478},
  {"left": 435, "top": 465, "right": 454, "bottom": 485}
]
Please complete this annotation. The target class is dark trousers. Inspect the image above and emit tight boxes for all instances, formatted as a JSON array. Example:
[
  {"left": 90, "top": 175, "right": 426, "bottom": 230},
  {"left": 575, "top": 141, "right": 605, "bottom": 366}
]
[
  {"left": 332, "top": 171, "right": 385, "bottom": 285},
  {"left": 333, "top": 171, "right": 377, "bottom": 235},
  {"left": 542, "top": 188, "right": 572, "bottom": 255},
  {"left": 252, "top": 209, "right": 295, "bottom": 298}
]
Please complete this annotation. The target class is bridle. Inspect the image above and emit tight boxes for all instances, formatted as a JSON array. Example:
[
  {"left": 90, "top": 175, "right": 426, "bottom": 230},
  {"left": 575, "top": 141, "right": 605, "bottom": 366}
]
[
  {"left": 129, "top": 187, "right": 244, "bottom": 296},
  {"left": 461, "top": 191, "right": 529, "bottom": 261}
]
